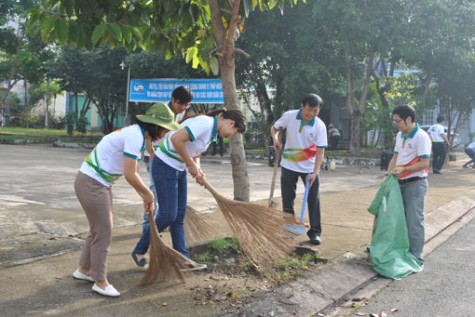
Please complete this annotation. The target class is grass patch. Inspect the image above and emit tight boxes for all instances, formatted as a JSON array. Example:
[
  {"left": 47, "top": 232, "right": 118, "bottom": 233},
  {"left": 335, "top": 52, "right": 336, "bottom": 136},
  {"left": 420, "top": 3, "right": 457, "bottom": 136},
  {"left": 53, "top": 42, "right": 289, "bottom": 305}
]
[
  {"left": 190, "top": 237, "right": 323, "bottom": 281},
  {"left": 0, "top": 127, "right": 103, "bottom": 143},
  {"left": 267, "top": 252, "right": 322, "bottom": 282}
]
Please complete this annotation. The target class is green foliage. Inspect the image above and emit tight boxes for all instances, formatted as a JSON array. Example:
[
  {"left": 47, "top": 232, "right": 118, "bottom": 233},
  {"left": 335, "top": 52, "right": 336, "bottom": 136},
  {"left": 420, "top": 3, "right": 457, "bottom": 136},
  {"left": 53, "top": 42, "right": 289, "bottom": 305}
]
[
  {"left": 267, "top": 252, "right": 321, "bottom": 282},
  {"left": 65, "top": 112, "right": 76, "bottom": 135},
  {"left": 209, "top": 237, "right": 238, "bottom": 250}
]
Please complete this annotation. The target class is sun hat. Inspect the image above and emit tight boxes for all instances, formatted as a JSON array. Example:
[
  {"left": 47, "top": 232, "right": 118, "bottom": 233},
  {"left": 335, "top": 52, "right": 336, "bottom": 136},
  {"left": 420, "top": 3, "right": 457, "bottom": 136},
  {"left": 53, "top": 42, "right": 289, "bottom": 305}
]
[{"left": 136, "top": 102, "right": 182, "bottom": 131}]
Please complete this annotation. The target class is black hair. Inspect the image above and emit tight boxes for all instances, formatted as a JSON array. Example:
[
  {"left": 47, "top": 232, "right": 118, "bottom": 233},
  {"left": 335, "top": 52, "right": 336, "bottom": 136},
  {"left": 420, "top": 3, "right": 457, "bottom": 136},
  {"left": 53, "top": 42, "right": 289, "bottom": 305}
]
[
  {"left": 136, "top": 120, "right": 167, "bottom": 141},
  {"left": 392, "top": 104, "right": 416, "bottom": 122},
  {"left": 172, "top": 86, "right": 193, "bottom": 104},
  {"left": 205, "top": 109, "right": 247, "bottom": 134},
  {"left": 301, "top": 93, "right": 323, "bottom": 107},
  {"left": 436, "top": 115, "right": 445, "bottom": 123}
]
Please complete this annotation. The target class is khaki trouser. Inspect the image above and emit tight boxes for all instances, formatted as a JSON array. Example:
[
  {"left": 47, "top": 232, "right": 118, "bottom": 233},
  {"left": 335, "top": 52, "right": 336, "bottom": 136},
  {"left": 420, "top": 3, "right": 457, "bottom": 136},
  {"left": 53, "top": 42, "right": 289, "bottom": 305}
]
[{"left": 74, "top": 171, "right": 113, "bottom": 281}]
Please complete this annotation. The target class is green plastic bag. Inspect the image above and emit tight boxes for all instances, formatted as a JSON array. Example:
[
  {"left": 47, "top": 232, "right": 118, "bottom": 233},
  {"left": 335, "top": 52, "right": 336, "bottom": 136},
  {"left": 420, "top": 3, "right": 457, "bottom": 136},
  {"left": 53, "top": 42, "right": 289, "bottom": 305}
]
[{"left": 368, "top": 174, "right": 423, "bottom": 279}]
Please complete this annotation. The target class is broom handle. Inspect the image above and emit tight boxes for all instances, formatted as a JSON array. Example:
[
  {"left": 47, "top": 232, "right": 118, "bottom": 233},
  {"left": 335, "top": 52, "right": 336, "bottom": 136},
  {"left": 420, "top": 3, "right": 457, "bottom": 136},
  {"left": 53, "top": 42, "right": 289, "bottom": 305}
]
[
  {"left": 201, "top": 178, "right": 220, "bottom": 197},
  {"left": 299, "top": 174, "right": 311, "bottom": 222},
  {"left": 268, "top": 147, "right": 280, "bottom": 205}
]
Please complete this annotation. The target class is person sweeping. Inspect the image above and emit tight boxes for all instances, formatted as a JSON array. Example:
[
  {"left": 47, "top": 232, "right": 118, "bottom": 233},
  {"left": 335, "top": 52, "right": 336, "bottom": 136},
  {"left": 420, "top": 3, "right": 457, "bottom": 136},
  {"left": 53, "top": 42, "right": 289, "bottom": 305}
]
[
  {"left": 132, "top": 109, "right": 246, "bottom": 270},
  {"left": 72, "top": 103, "right": 181, "bottom": 297},
  {"left": 270, "top": 93, "right": 327, "bottom": 245}
]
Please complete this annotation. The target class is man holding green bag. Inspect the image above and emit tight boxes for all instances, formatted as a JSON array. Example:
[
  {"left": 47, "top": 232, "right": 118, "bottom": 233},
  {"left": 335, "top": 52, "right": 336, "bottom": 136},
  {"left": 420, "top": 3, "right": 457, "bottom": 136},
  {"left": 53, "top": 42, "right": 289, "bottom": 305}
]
[{"left": 386, "top": 105, "right": 432, "bottom": 264}]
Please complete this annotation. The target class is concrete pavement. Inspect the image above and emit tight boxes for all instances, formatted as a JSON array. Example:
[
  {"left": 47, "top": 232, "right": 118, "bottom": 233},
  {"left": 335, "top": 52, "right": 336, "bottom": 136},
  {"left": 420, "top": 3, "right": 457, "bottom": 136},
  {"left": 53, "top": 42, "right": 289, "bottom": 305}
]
[{"left": 0, "top": 143, "right": 474, "bottom": 316}]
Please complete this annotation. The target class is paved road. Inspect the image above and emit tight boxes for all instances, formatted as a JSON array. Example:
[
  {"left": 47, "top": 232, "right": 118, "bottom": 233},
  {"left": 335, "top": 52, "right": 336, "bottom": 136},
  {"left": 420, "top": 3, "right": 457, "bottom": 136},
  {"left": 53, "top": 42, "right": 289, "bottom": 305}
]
[
  {"left": 326, "top": 211, "right": 475, "bottom": 317},
  {"left": 364, "top": 216, "right": 475, "bottom": 316},
  {"left": 0, "top": 143, "right": 382, "bottom": 267},
  {"left": 0, "top": 143, "right": 474, "bottom": 317}
]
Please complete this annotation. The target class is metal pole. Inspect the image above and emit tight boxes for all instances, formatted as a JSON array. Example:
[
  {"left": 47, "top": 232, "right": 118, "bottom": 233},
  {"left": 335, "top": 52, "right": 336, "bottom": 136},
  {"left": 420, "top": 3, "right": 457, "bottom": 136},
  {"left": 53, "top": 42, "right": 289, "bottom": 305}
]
[{"left": 125, "top": 65, "right": 131, "bottom": 126}]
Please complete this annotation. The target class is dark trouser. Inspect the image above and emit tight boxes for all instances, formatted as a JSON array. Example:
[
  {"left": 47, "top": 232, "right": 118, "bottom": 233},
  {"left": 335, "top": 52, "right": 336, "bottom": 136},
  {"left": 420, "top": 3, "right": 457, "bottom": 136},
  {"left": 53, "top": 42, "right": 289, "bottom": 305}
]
[
  {"left": 330, "top": 135, "right": 340, "bottom": 150},
  {"left": 432, "top": 142, "right": 446, "bottom": 172},
  {"left": 463, "top": 148, "right": 475, "bottom": 167},
  {"left": 281, "top": 167, "right": 321, "bottom": 236}
]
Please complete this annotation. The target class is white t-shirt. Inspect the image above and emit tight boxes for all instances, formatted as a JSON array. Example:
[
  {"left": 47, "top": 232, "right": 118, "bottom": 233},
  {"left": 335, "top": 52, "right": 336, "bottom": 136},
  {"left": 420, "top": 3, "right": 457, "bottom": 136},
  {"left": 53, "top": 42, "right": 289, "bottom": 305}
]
[
  {"left": 80, "top": 124, "right": 146, "bottom": 187},
  {"left": 156, "top": 116, "right": 217, "bottom": 171},
  {"left": 428, "top": 123, "right": 446, "bottom": 142},
  {"left": 273, "top": 109, "right": 327, "bottom": 173},
  {"left": 394, "top": 124, "right": 432, "bottom": 179}
]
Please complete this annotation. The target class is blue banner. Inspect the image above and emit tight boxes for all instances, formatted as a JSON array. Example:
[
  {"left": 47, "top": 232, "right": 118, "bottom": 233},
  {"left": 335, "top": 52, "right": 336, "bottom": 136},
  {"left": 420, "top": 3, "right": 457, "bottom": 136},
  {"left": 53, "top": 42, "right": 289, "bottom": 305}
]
[{"left": 129, "top": 78, "right": 224, "bottom": 104}]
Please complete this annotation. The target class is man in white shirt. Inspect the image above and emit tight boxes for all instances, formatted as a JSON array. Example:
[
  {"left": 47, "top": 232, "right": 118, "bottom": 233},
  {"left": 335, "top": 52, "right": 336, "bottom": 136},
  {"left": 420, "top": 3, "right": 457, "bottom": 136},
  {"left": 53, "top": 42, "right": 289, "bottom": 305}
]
[
  {"left": 387, "top": 105, "right": 431, "bottom": 264},
  {"left": 271, "top": 93, "right": 327, "bottom": 245},
  {"left": 428, "top": 115, "right": 450, "bottom": 174}
]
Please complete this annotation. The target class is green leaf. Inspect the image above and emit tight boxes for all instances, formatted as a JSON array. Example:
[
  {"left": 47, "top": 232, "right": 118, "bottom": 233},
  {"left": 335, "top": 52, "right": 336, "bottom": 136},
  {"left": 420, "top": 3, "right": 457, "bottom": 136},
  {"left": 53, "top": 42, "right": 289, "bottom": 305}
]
[
  {"left": 55, "top": 19, "right": 69, "bottom": 44},
  {"left": 210, "top": 56, "right": 219, "bottom": 75},
  {"left": 92, "top": 24, "right": 107, "bottom": 46},
  {"left": 192, "top": 54, "right": 200, "bottom": 68},
  {"left": 186, "top": 46, "right": 197, "bottom": 63},
  {"left": 40, "top": 17, "right": 55, "bottom": 43},
  {"left": 107, "top": 23, "right": 122, "bottom": 41},
  {"left": 131, "top": 27, "right": 143, "bottom": 41},
  {"left": 123, "top": 26, "right": 132, "bottom": 43}
]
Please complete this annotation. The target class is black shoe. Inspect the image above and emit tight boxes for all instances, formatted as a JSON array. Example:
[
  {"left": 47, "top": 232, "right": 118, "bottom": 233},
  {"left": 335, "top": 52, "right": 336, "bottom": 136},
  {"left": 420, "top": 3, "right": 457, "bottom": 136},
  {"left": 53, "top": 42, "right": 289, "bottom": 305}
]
[
  {"left": 433, "top": 170, "right": 442, "bottom": 174},
  {"left": 308, "top": 235, "right": 321, "bottom": 245},
  {"left": 131, "top": 252, "right": 148, "bottom": 267}
]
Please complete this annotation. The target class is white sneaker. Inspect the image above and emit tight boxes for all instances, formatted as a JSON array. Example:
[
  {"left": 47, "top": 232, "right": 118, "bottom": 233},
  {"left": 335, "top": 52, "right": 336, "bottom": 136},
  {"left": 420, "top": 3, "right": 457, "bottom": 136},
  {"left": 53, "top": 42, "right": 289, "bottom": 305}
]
[
  {"left": 92, "top": 283, "right": 120, "bottom": 297},
  {"left": 72, "top": 269, "right": 95, "bottom": 283}
]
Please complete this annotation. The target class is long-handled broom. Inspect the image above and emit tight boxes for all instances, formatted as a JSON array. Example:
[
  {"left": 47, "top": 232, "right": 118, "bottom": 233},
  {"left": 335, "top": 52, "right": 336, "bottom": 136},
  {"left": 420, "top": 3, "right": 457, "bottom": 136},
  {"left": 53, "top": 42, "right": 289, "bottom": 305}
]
[
  {"left": 141, "top": 212, "right": 184, "bottom": 285},
  {"left": 201, "top": 178, "right": 294, "bottom": 270},
  {"left": 268, "top": 147, "right": 280, "bottom": 208}
]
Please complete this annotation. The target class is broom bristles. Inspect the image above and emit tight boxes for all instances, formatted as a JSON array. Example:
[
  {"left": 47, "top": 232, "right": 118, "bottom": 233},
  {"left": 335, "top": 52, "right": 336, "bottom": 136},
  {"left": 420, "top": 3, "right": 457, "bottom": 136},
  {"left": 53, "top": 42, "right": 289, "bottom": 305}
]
[
  {"left": 141, "top": 213, "right": 184, "bottom": 286},
  {"left": 202, "top": 179, "right": 294, "bottom": 270},
  {"left": 184, "top": 205, "right": 214, "bottom": 244}
]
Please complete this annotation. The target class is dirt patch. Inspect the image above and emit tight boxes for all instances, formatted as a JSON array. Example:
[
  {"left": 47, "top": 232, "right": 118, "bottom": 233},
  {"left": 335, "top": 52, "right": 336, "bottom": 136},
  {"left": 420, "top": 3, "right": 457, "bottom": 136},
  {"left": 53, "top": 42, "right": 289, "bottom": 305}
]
[{"left": 186, "top": 237, "right": 326, "bottom": 314}]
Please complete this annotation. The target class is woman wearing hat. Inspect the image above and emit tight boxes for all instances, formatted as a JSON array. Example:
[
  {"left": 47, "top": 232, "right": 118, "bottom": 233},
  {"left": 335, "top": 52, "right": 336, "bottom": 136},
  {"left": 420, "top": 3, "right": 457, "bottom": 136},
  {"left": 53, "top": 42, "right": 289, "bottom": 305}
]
[
  {"left": 132, "top": 109, "right": 246, "bottom": 270},
  {"left": 72, "top": 103, "right": 181, "bottom": 297}
]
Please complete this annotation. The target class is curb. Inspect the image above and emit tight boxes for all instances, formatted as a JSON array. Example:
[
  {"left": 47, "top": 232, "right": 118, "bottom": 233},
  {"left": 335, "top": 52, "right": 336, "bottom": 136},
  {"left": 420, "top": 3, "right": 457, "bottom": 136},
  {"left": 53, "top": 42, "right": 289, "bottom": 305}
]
[{"left": 222, "top": 191, "right": 475, "bottom": 317}]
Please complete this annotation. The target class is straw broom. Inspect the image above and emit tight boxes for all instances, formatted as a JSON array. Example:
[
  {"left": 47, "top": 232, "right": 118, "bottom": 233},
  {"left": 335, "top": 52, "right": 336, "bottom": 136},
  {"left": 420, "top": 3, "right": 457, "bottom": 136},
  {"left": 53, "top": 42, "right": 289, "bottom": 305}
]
[
  {"left": 141, "top": 212, "right": 184, "bottom": 285},
  {"left": 201, "top": 179, "right": 294, "bottom": 270},
  {"left": 184, "top": 205, "right": 214, "bottom": 244}
]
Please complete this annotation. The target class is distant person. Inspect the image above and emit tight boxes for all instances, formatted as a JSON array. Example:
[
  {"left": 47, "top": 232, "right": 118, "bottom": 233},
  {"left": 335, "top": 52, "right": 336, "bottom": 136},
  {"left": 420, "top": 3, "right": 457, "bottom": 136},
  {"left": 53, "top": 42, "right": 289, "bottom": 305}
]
[
  {"left": 169, "top": 86, "right": 193, "bottom": 123},
  {"left": 0, "top": 114, "right": 4, "bottom": 127},
  {"left": 132, "top": 109, "right": 246, "bottom": 269},
  {"left": 463, "top": 141, "right": 475, "bottom": 168},
  {"left": 211, "top": 135, "right": 224, "bottom": 156},
  {"left": 428, "top": 116, "right": 450, "bottom": 174},
  {"left": 386, "top": 105, "right": 431, "bottom": 264},
  {"left": 271, "top": 93, "right": 327, "bottom": 245},
  {"left": 328, "top": 124, "right": 340, "bottom": 150},
  {"left": 72, "top": 103, "right": 180, "bottom": 297}
]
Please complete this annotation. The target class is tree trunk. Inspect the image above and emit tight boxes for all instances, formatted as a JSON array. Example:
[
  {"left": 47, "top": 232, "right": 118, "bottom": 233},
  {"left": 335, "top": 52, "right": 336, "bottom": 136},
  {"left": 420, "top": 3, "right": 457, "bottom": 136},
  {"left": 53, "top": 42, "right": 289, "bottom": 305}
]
[
  {"left": 349, "top": 110, "right": 362, "bottom": 153},
  {"left": 24, "top": 80, "right": 28, "bottom": 128},
  {"left": 255, "top": 82, "right": 274, "bottom": 126},
  {"left": 220, "top": 48, "right": 250, "bottom": 201},
  {"left": 209, "top": 0, "right": 250, "bottom": 201}
]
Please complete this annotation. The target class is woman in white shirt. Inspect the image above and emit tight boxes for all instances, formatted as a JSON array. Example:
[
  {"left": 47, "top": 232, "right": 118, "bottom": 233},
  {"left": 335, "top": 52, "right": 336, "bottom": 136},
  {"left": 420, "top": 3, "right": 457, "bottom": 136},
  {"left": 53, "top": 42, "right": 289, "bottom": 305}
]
[
  {"left": 132, "top": 109, "right": 246, "bottom": 269},
  {"left": 72, "top": 103, "right": 181, "bottom": 297}
]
